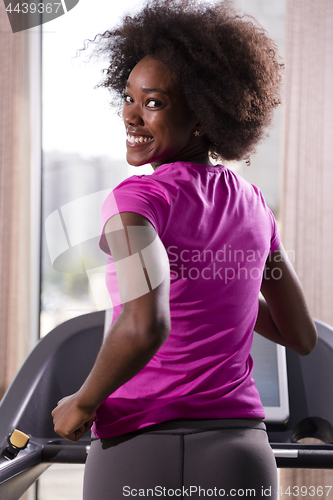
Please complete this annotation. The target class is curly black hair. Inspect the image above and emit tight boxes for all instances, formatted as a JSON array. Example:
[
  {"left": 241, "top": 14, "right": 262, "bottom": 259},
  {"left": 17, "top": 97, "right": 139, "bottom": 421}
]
[{"left": 84, "top": 0, "right": 284, "bottom": 162}]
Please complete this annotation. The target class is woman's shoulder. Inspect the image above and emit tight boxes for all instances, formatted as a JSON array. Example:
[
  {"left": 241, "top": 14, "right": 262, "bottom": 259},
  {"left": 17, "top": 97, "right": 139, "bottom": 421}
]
[
  {"left": 222, "top": 166, "right": 263, "bottom": 195},
  {"left": 113, "top": 170, "right": 169, "bottom": 192},
  {"left": 100, "top": 174, "right": 167, "bottom": 209},
  {"left": 100, "top": 172, "right": 171, "bottom": 236},
  {"left": 110, "top": 164, "right": 187, "bottom": 202},
  {"left": 113, "top": 173, "right": 152, "bottom": 191}
]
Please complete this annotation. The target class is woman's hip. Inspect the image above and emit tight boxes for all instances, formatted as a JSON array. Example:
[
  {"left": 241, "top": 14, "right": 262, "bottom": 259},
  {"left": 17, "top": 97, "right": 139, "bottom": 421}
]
[{"left": 83, "top": 419, "right": 277, "bottom": 500}]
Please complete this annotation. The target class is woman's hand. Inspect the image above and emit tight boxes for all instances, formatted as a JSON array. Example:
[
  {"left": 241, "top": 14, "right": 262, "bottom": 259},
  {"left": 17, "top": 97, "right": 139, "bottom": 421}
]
[{"left": 51, "top": 393, "right": 97, "bottom": 442}]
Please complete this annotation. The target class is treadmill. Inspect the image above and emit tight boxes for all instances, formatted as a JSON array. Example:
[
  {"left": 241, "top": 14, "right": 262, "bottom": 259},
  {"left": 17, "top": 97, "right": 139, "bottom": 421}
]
[{"left": 1, "top": 313, "right": 333, "bottom": 500}]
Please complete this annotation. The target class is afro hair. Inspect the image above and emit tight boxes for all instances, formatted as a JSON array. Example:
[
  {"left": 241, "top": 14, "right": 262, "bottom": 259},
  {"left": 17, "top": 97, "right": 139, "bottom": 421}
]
[{"left": 84, "top": 0, "right": 284, "bottom": 162}]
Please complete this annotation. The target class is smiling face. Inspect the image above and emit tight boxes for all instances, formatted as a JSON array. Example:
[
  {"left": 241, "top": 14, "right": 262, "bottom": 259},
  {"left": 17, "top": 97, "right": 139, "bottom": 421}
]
[{"left": 123, "top": 56, "right": 203, "bottom": 169}]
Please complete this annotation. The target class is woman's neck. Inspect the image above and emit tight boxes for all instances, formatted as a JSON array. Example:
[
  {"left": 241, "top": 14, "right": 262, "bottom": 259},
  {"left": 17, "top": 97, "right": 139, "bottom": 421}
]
[{"left": 151, "top": 139, "right": 213, "bottom": 170}]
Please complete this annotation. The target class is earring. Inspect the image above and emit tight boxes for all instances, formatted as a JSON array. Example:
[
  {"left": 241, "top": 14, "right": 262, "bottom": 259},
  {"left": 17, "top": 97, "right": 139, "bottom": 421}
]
[{"left": 194, "top": 130, "right": 200, "bottom": 137}]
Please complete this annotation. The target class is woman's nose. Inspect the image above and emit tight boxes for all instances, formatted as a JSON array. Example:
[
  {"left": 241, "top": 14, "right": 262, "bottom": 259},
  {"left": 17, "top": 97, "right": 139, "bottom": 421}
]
[{"left": 123, "top": 105, "right": 144, "bottom": 127}]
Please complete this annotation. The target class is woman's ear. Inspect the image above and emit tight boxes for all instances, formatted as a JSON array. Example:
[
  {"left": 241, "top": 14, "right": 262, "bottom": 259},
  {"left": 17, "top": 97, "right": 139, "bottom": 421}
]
[{"left": 192, "top": 122, "right": 206, "bottom": 137}]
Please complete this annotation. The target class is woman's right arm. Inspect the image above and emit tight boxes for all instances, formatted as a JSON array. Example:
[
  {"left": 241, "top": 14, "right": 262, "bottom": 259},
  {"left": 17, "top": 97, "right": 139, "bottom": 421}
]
[
  {"left": 254, "top": 244, "right": 318, "bottom": 355},
  {"left": 52, "top": 211, "right": 171, "bottom": 441}
]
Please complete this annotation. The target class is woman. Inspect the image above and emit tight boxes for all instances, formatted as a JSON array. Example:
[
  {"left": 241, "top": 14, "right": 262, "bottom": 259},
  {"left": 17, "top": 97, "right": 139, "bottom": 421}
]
[{"left": 52, "top": 1, "right": 317, "bottom": 498}]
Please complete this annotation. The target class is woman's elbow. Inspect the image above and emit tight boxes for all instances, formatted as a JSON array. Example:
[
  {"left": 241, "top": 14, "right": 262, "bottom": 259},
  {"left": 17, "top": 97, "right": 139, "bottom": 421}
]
[
  {"left": 295, "top": 323, "right": 318, "bottom": 356},
  {"left": 298, "top": 338, "right": 318, "bottom": 357},
  {"left": 151, "top": 318, "right": 171, "bottom": 345},
  {"left": 135, "top": 317, "right": 171, "bottom": 351}
]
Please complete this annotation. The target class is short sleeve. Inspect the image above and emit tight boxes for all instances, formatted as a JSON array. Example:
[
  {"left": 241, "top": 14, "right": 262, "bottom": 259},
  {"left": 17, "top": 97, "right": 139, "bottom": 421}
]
[
  {"left": 99, "top": 175, "right": 169, "bottom": 255},
  {"left": 268, "top": 208, "right": 281, "bottom": 254}
]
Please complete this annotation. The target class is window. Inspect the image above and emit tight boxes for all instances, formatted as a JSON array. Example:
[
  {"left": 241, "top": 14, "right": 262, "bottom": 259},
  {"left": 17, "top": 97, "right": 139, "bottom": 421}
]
[{"left": 41, "top": 0, "right": 152, "bottom": 339}]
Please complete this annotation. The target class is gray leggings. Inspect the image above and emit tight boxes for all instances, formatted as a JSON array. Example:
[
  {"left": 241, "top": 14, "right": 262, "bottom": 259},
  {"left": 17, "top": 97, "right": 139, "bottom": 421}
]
[{"left": 83, "top": 419, "right": 277, "bottom": 500}]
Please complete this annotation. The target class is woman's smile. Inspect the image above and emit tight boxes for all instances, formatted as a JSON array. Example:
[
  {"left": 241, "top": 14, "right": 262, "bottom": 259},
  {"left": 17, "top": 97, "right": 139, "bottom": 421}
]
[{"left": 126, "top": 132, "right": 154, "bottom": 145}]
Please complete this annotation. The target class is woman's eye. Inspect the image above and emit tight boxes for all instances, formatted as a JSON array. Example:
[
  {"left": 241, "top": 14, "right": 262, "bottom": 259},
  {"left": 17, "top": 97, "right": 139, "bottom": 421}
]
[
  {"left": 146, "top": 99, "right": 162, "bottom": 108},
  {"left": 124, "top": 94, "right": 133, "bottom": 104}
]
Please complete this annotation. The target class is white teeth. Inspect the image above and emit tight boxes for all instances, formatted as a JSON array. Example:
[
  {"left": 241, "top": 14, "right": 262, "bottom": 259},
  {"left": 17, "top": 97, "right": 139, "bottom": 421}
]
[{"left": 127, "top": 135, "right": 153, "bottom": 144}]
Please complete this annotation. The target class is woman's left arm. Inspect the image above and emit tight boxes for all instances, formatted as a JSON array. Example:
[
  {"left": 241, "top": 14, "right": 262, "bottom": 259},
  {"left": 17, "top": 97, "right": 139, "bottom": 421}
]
[
  {"left": 51, "top": 212, "right": 171, "bottom": 441},
  {"left": 254, "top": 244, "right": 317, "bottom": 355}
]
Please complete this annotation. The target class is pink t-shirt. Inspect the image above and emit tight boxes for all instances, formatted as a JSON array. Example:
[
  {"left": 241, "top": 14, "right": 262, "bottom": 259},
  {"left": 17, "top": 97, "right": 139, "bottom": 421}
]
[{"left": 92, "top": 161, "right": 280, "bottom": 438}]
